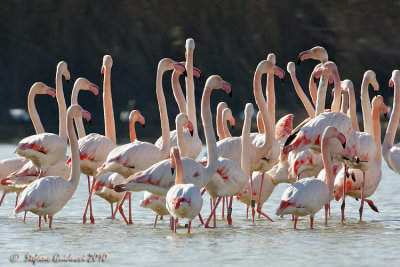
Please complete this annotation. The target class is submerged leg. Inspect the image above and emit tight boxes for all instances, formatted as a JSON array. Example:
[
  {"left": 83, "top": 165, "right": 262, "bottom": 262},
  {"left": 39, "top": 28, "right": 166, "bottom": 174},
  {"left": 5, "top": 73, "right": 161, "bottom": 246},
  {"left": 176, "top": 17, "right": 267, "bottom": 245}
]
[
  {"left": 359, "top": 171, "right": 366, "bottom": 221},
  {"left": 205, "top": 197, "right": 222, "bottom": 228}
]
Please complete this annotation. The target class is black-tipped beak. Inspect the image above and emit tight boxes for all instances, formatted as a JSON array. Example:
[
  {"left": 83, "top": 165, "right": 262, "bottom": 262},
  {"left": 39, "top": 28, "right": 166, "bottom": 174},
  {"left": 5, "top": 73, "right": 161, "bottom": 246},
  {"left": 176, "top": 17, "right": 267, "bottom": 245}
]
[
  {"left": 314, "top": 77, "right": 318, "bottom": 84},
  {"left": 198, "top": 76, "right": 202, "bottom": 82},
  {"left": 384, "top": 113, "right": 388, "bottom": 119},
  {"left": 189, "top": 130, "right": 194, "bottom": 137},
  {"left": 354, "top": 156, "right": 360, "bottom": 164},
  {"left": 66, "top": 79, "right": 70, "bottom": 85},
  {"left": 297, "top": 57, "right": 302, "bottom": 65},
  {"left": 231, "top": 125, "right": 234, "bottom": 130},
  {"left": 142, "top": 124, "right": 146, "bottom": 128},
  {"left": 374, "top": 91, "right": 378, "bottom": 97},
  {"left": 342, "top": 141, "right": 346, "bottom": 149},
  {"left": 171, "top": 168, "right": 174, "bottom": 175},
  {"left": 97, "top": 94, "right": 100, "bottom": 101},
  {"left": 281, "top": 78, "right": 285, "bottom": 85},
  {"left": 89, "top": 119, "right": 93, "bottom": 126},
  {"left": 229, "top": 91, "right": 232, "bottom": 98},
  {"left": 182, "top": 70, "right": 188, "bottom": 77},
  {"left": 341, "top": 155, "right": 350, "bottom": 161}
]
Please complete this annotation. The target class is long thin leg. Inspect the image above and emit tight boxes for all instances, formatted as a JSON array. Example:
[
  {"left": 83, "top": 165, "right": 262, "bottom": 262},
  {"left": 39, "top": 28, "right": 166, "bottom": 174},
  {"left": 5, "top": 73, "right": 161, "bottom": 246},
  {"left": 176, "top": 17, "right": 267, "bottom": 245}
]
[
  {"left": 110, "top": 203, "right": 114, "bottom": 218},
  {"left": 49, "top": 216, "right": 53, "bottom": 229},
  {"left": 310, "top": 216, "right": 314, "bottom": 229},
  {"left": 88, "top": 177, "right": 95, "bottom": 223},
  {"left": 359, "top": 171, "right": 366, "bottom": 221},
  {"left": 198, "top": 213, "right": 204, "bottom": 225},
  {"left": 205, "top": 197, "right": 222, "bottom": 228},
  {"left": 15, "top": 194, "right": 19, "bottom": 208},
  {"left": 154, "top": 215, "right": 159, "bottom": 228},
  {"left": 38, "top": 216, "right": 41, "bottom": 228},
  {"left": 0, "top": 192, "right": 5, "bottom": 206},
  {"left": 114, "top": 192, "right": 128, "bottom": 219},
  {"left": 24, "top": 211, "right": 27, "bottom": 223},
  {"left": 83, "top": 176, "right": 95, "bottom": 224},
  {"left": 256, "top": 173, "right": 265, "bottom": 218},
  {"left": 174, "top": 218, "right": 177, "bottom": 234},
  {"left": 188, "top": 221, "right": 192, "bottom": 234},
  {"left": 341, "top": 165, "right": 347, "bottom": 223},
  {"left": 294, "top": 216, "right": 298, "bottom": 229},
  {"left": 44, "top": 215, "right": 47, "bottom": 222},
  {"left": 227, "top": 196, "right": 233, "bottom": 225},
  {"left": 222, "top": 197, "right": 225, "bottom": 219},
  {"left": 160, "top": 216, "right": 163, "bottom": 220},
  {"left": 246, "top": 205, "right": 249, "bottom": 219},
  {"left": 128, "top": 192, "right": 133, "bottom": 224},
  {"left": 118, "top": 205, "right": 129, "bottom": 225},
  {"left": 325, "top": 203, "right": 329, "bottom": 226},
  {"left": 249, "top": 172, "right": 255, "bottom": 223}
]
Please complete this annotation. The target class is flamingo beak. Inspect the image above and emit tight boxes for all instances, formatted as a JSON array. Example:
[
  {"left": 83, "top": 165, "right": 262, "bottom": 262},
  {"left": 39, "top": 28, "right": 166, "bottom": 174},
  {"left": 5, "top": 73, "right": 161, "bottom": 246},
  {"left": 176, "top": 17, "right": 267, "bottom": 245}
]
[
  {"left": 189, "top": 130, "right": 194, "bottom": 137},
  {"left": 374, "top": 91, "right": 378, "bottom": 97},
  {"left": 231, "top": 125, "right": 234, "bottom": 130},
  {"left": 171, "top": 168, "right": 174, "bottom": 175},
  {"left": 314, "top": 77, "right": 318, "bottom": 84},
  {"left": 66, "top": 79, "right": 70, "bottom": 85},
  {"left": 89, "top": 119, "right": 93, "bottom": 126},
  {"left": 229, "top": 91, "right": 232, "bottom": 98},
  {"left": 281, "top": 78, "right": 285, "bottom": 85}
]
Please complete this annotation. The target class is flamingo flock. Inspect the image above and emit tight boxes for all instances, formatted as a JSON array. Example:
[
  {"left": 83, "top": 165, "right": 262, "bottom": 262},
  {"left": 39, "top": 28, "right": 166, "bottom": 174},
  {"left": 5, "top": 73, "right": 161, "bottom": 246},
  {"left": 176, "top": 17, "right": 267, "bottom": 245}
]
[{"left": 1, "top": 38, "right": 398, "bottom": 233}]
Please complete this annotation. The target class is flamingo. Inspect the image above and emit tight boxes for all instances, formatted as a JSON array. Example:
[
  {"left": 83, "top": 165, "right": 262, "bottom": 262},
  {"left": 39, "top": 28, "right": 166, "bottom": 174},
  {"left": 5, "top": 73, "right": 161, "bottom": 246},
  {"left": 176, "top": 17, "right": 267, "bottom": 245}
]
[
  {"left": 139, "top": 192, "right": 170, "bottom": 228},
  {"left": 15, "top": 61, "right": 71, "bottom": 178},
  {"left": 276, "top": 126, "right": 346, "bottom": 228},
  {"left": 383, "top": 70, "right": 400, "bottom": 174},
  {"left": 0, "top": 83, "right": 56, "bottom": 206},
  {"left": 334, "top": 95, "right": 386, "bottom": 221},
  {"left": 114, "top": 75, "right": 231, "bottom": 207},
  {"left": 96, "top": 58, "right": 186, "bottom": 178},
  {"left": 166, "top": 147, "right": 203, "bottom": 234},
  {"left": 221, "top": 107, "right": 235, "bottom": 139},
  {"left": 14, "top": 104, "right": 92, "bottom": 228}
]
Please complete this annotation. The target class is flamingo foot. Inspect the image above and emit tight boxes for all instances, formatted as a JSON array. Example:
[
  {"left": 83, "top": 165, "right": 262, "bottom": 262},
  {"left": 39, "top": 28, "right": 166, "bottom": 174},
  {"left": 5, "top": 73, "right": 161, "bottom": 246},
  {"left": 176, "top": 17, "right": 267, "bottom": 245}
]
[
  {"left": 365, "top": 199, "right": 379, "bottom": 213},
  {"left": 341, "top": 202, "right": 345, "bottom": 223},
  {"left": 256, "top": 205, "right": 274, "bottom": 222}
]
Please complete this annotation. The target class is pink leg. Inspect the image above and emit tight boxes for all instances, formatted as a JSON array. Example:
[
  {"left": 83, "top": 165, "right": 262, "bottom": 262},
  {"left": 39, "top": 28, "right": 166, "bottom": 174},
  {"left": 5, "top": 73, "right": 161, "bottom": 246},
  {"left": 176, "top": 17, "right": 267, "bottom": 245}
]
[
  {"left": 310, "top": 216, "right": 314, "bottom": 229},
  {"left": 15, "top": 194, "right": 19, "bottom": 208},
  {"left": 154, "top": 215, "right": 159, "bottom": 228},
  {"left": 114, "top": 192, "right": 128, "bottom": 219},
  {"left": 49, "top": 216, "right": 53, "bottom": 229},
  {"left": 169, "top": 216, "right": 173, "bottom": 230},
  {"left": 24, "top": 211, "right": 27, "bottom": 223},
  {"left": 88, "top": 177, "right": 95, "bottom": 223},
  {"left": 174, "top": 218, "right": 177, "bottom": 234},
  {"left": 227, "top": 196, "right": 233, "bottom": 225},
  {"left": 292, "top": 214, "right": 294, "bottom": 221},
  {"left": 110, "top": 203, "right": 114, "bottom": 217},
  {"left": 38, "top": 216, "right": 41, "bottom": 228},
  {"left": 365, "top": 199, "right": 379, "bottom": 212},
  {"left": 359, "top": 171, "right": 366, "bottom": 221},
  {"left": 341, "top": 165, "right": 347, "bottom": 223},
  {"left": 119, "top": 205, "right": 129, "bottom": 225},
  {"left": 249, "top": 172, "right": 255, "bottom": 223},
  {"left": 325, "top": 203, "right": 329, "bottom": 226},
  {"left": 222, "top": 197, "right": 225, "bottom": 219},
  {"left": 205, "top": 197, "right": 222, "bottom": 228},
  {"left": 246, "top": 206, "right": 249, "bottom": 219},
  {"left": 256, "top": 173, "right": 265, "bottom": 216},
  {"left": 44, "top": 215, "right": 47, "bottom": 222},
  {"left": 128, "top": 192, "right": 133, "bottom": 224},
  {"left": 0, "top": 192, "right": 5, "bottom": 206},
  {"left": 83, "top": 176, "right": 92, "bottom": 224},
  {"left": 201, "top": 188, "right": 206, "bottom": 196},
  {"left": 188, "top": 221, "right": 192, "bottom": 234},
  {"left": 198, "top": 213, "right": 204, "bottom": 225},
  {"left": 160, "top": 216, "right": 163, "bottom": 220},
  {"left": 294, "top": 216, "right": 298, "bottom": 229}
]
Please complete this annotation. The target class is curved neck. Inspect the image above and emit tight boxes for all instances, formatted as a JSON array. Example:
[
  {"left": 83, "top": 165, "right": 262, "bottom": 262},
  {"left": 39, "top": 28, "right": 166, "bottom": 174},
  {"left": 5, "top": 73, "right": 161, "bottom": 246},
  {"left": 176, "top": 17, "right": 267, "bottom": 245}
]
[
  {"left": 308, "top": 72, "right": 318, "bottom": 107},
  {"left": 348, "top": 88, "right": 360, "bottom": 132},
  {"left": 257, "top": 111, "right": 265, "bottom": 134},
  {"left": 176, "top": 120, "right": 187, "bottom": 157},
  {"left": 66, "top": 113, "right": 81, "bottom": 190},
  {"left": 103, "top": 65, "right": 116, "bottom": 143},
  {"left": 340, "top": 91, "right": 348, "bottom": 114},
  {"left": 171, "top": 70, "right": 187, "bottom": 114},
  {"left": 56, "top": 71, "right": 67, "bottom": 142},
  {"left": 315, "top": 74, "right": 329, "bottom": 116},
  {"left": 174, "top": 151, "right": 183, "bottom": 185},
  {"left": 266, "top": 72, "right": 275, "bottom": 126},
  {"left": 372, "top": 105, "right": 382, "bottom": 165},
  {"left": 241, "top": 109, "right": 252, "bottom": 176},
  {"left": 201, "top": 85, "right": 218, "bottom": 178},
  {"left": 28, "top": 90, "right": 45, "bottom": 134},
  {"left": 222, "top": 109, "right": 232, "bottom": 138},
  {"left": 71, "top": 88, "right": 86, "bottom": 139},
  {"left": 129, "top": 119, "right": 138, "bottom": 142},
  {"left": 331, "top": 86, "right": 342, "bottom": 112},
  {"left": 156, "top": 67, "right": 170, "bottom": 158},
  {"left": 383, "top": 81, "right": 400, "bottom": 151},
  {"left": 254, "top": 71, "right": 273, "bottom": 159},
  {"left": 185, "top": 49, "right": 198, "bottom": 135},
  {"left": 216, "top": 103, "right": 227, "bottom": 140},
  {"left": 321, "top": 136, "right": 334, "bottom": 194},
  {"left": 361, "top": 79, "right": 374, "bottom": 136},
  {"left": 289, "top": 70, "right": 315, "bottom": 118}
]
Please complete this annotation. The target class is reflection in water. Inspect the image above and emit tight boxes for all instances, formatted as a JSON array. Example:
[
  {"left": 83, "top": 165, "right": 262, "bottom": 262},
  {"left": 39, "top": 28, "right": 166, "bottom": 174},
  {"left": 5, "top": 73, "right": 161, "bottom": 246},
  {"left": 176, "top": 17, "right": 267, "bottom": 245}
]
[{"left": 0, "top": 144, "right": 400, "bottom": 266}]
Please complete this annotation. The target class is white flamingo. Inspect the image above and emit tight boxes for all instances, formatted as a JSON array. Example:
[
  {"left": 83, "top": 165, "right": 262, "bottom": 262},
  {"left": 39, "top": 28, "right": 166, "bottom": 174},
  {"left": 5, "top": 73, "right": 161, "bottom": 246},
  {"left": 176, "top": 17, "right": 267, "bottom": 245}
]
[
  {"left": 14, "top": 104, "right": 91, "bottom": 228},
  {"left": 166, "top": 147, "right": 203, "bottom": 234},
  {"left": 277, "top": 126, "right": 346, "bottom": 228}
]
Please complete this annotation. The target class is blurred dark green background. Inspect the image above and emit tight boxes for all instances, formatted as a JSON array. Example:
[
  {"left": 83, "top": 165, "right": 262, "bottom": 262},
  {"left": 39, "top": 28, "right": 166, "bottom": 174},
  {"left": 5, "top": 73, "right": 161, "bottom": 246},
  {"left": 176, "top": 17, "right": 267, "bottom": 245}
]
[{"left": 1, "top": 0, "right": 399, "bottom": 143}]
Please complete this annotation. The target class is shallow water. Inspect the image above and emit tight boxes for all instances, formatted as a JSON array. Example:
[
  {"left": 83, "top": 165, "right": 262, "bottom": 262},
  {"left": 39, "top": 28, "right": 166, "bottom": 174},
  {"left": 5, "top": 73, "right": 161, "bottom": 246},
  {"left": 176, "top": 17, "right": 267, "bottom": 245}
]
[{"left": 0, "top": 143, "right": 399, "bottom": 266}]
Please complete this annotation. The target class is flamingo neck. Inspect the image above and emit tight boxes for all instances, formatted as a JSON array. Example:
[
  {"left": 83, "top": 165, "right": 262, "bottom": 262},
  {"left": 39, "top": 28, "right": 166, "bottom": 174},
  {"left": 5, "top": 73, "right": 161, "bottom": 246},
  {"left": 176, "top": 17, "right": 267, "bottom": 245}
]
[
  {"left": 71, "top": 88, "right": 86, "bottom": 139},
  {"left": 56, "top": 71, "right": 67, "bottom": 142},
  {"left": 216, "top": 102, "right": 227, "bottom": 140},
  {"left": 348, "top": 88, "right": 360, "bottom": 132},
  {"left": 331, "top": 74, "right": 342, "bottom": 112},
  {"left": 254, "top": 71, "right": 273, "bottom": 159},
  {"left": 360, "top": 78, "right": 374, "bottom": 136},
  {"left": 201, "top": 85, "right": 218, "bottom": 178},
  {"left": 222, "top": 109, "right": 232, "bottom": 138},
  {"left": 372, "top": 105, "right": 382, "bottom": 165},
  {"left": 383, "top": 80, "right": 400, "bottom": 152},
  {"left": 340, "top": 91, "right": 349, "bottom": 114},
  {"left": 256, "top": 111, "right": 265, "bottom": 134},
  {"left": 171, "top": 70, "right": 187, "bottom": 114},
  {"left": 156, "top": 66, "right": 170, "bottom": 158},
  {"left": 185, "top": 49, "right": 198, "bottom": 135},
  {"left": 174, "top": 150, "right": 183, "bottom": 185},
  {"left": 321, "top": 137, "right": 334, "bottom": 194},
  {"left": 28, "top": 89, "right": 45, "bottom": 134},
  {"left": 176, "top": 118, "right": 187, "bottom": 157},
  {"left": 103, "top": 65, "right": 116, "bottom": 143},
  {"left": 66, "top": 112, "right": 80, "bottom": 190},
  {"left": 129, "top": 118, "right": 138, "bottom": 143},
  {"left": 266, "top": 71, "right": 276, "bottom": 126},
  {"left": 241, "top": 107, "right": 252, "bottom": 176},
  {"left": 289, "top": 70, "right": 315, "bottom": 117},
  {"left": 308, "top": 69, "right": 318, "bottom": 107},
  {"left": 315, "top": 74, "right": 329, "bottom": 116}
]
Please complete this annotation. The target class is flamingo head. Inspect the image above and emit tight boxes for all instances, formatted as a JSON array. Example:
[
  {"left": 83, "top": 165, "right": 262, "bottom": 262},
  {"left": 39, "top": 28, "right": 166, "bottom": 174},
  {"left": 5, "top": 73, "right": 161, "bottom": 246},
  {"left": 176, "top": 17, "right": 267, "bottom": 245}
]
[
  {"left": 363, "top": 70, "right": 379, "bottom": 94},
  {"left": 297, "top": 46, "right": 328, "bottom": 65},
  {"left": 256, "top": 60, "right": 285, "bottom": 84},
  {"left": 129, "top": 110, "right": 146, "bottom": 128},
  {"left": 102, "top": 55, "right": 113, "bottom": 74},
  {"left": 67, "top": 104, "right": 92, "bottom": 123},
  {"left": 389, "top": 70, "right": 400, "bottom": 89},
  {"left": 286, "top": 61, "right": 296, "bottom": 75},
  {"left": 57, "top": 61, "right": 70, "bottom": 84},
  {"left": 372, "top": 95, "right": 388, "bottom": 119}
]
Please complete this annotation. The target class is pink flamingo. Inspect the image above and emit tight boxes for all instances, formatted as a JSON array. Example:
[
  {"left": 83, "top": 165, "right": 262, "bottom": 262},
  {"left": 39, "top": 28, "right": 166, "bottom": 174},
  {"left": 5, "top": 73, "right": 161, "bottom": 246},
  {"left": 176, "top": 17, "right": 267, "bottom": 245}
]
[
  {"left": 277, "top": 126, "right": 346, "bottom": 228},
  {"left": 383, "top": 70, "right": 400, "bottom": 174},
  {"left": 139, "top": 192, "right": 170, "bottom": 228},
  {"left": 166, "top": 147, "right": 203, "bottom": 234},
  {"left": 14, "top": 104, "right": 92, "bottom": 228}
]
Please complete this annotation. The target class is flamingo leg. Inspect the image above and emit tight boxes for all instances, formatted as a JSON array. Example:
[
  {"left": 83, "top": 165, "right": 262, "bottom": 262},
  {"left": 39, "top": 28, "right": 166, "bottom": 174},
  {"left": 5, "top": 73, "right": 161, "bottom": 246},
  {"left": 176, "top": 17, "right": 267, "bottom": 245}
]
[
  {"left": 160, "top": 216, "right": 163, "bottom": 220},
  {"left": 110, "top": 203, "right": 114, "bottom": 218},
  {"left": 44, "top": 215, "right": 47, "bottom": 222},
  {"left": 341, "top": 165, "right": 347, "bottom": 223},
  {"left": 222, "top": 197, "right": 225, "bottom": 219},
  {"left": 24, "top": 211, "right": 27, "bottom": 223},
  {"left": 249, "top": 172, "right": 255, "bottom": 223},
  {"left": 119, "top": 205, "right": 129, "bottom": 225},
  {"left": 246, "top": 205, "right": 249, "bottom": 219},
  {"left": 114, "top": 192, "right": 128, "bottom": 219},
  {"left": 256, "top": 173, "right": 265, "bottom": 217},
  {"left": 169, "top": 216, "right": 173, "bottom": 230},
  {"left": 49, "top": 216, "right": 53, "bottom": 229},
  {"left": 201, "top": 188, "right": 206, "bottom": 196},
  {"left": 188, "top": 221, "right": 192, "bottom": 234},
  {"left": 154, "top": 215, "right": 158, "bottom": 228},
  {"left": 359, "top": 171, "right": 366, "bottom": 221},
  {"left": 15, "top": 194, "right": 19, "bottom": 208},
  {"left": 83, "top": 175, "right": 95, "bottom": 224},
  {"left": 128, "top": 192, "right": 133, "bottom": 224},
  {"left": 89, "top": 177, "right": 95, "bottom": 223},
  {"left": 310, "top": 216, "right": 314, "bottom": 229},
  {"left": 325, "top": 203, "right": 329, "bottom": 226},
  {"left": 0, "top": 192, "right": 5, "bottom": 206},
  {"left": 198, "top": 213, "right": 204, "bottom": 225},
  {"left": 38, "top": 216, "right": 41, "bottom": 228},
  {"left": 257, "top": 208, "right": 274, "bottom": 222},
  {"left": 227, "top": 196, "right": 233, "bottom": 225},
  {"left": 174, "top": 218, "right": 177, "bottom": 234},
  {"left": 294, "top": 216, "right": 298, "bottom": 229},
  {"left": 205, "top": 197, "right": 222, "bottom": 228}
]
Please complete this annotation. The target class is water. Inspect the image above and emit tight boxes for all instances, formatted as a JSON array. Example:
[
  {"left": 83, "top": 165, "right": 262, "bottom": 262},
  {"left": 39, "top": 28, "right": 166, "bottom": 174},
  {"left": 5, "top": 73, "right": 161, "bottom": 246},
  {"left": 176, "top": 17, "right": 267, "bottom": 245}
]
[{"left": 0, "top": 143, "right": 399, "bottom": 266}]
